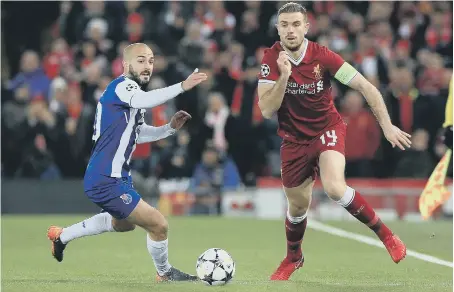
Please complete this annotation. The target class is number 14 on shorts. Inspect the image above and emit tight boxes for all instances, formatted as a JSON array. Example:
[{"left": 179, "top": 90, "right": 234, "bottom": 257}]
[{"left": 320, "top": 130, "right": 337, "bottom": 146}]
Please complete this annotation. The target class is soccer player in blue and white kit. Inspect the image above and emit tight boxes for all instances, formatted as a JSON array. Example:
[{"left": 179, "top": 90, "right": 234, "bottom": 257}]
[{"left": 47, "top": 43, "right": 207, "bottom": 282}]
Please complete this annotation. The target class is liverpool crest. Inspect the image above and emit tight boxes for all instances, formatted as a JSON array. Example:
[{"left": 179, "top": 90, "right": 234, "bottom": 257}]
[{"left": 313, "top": 64, "right": 322, "bottom": 80}]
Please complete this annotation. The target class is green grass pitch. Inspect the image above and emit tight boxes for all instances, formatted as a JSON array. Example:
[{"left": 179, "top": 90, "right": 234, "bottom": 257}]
[{"left": 2, "top": 215, "right": 452, "bottom": 292}]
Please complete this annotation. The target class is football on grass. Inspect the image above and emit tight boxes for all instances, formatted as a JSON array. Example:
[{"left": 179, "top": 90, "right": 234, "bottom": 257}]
[{"left": 196, "top": 248, "right": 236, "bottom": 285}]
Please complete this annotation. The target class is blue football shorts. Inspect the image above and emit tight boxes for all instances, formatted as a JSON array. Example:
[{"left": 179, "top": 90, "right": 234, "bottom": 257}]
[{"left": 85, "top": 177, "right": 141, "bottom": 220}]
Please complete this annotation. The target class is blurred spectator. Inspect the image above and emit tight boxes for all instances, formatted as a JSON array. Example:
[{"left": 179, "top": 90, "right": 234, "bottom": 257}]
[
  {"left": 394, "top": 129, "right": 435, "bottom": 178},
  {"left": 347, "top": 14, "right": 364, "bottom": 41},
  {"left": 15, "top": 134, "right": 62, "bottom": 179},
  {"left": 189, "top": 145, "right": 241, "bottom": 214},
  {"left": 111, "top": 41, "right": 129, "bottom": 77},
  {"left": 158, "top": 130, "right": 195, "bottom": 179},
  {"left": 125, "top": 13, "right": 147, "bottom": 43},
  {"left": 122, "top": 1, "right": 156, "bottom": 42},
  {"left": 235, "top": 10, "right": 265, "bottom": 58},
  {"left": 417, "top": 52, "right": 447, "bottom": 96},
  {"left": 73, "top": 1, "right": 115, "bottom": 44},
  {"left": 341, "top": 90, "right": 381, "bottom": 177},
  {"left": 94, "top": 75, "right": 112, "bottom": 102},
  {"left": 80, "top": 62, "right": 104, "bottom": 106},
  {"left": 202, "top": 1, "right": 236, "bottom": 50},
  {"left": 178, "top": 21, "right": 207, "bottom": 69},
  {"left": 42, "top": 38, "right": 73, "bottom": 79},
  {"left": 66, "top": 83, "right": 95, "bottom": 174},
  {"left": 367, "top": 2, "right": 393, "bottom": 23},
  {"left": 385, "top": 67, "right": 433, "bottom": 134},
  {"left": 47, "top": 83, "right": 95, "bottom": 177},
  {"left": 7, "top": 51, "right": 51, "bottom": 102},
  {"left": 392, "top": 40, "right": 417, "bottom": 73},
  {"left": 425, "top": 9, "right": 452, "bottom": 54},
  {"left": 2, "top": 85, "right": 35, "bottom": 176},
  {"left": 210, "top": 43, "right": 243, "bottom": 104},
  {"left": 204, "top": 92, "right": 230, "bottom": 153},
  {"left": 75, "top": 39, "right": 107, "bottom": 73},
  {"left": 352, "top": 33, "right": 388, "bottom": 86},
  {"left": 159, "top": 1, "right": 192, "bottom": 55},
  {"left": 49, "top": 77, "right": 68, "bottom": 113}
]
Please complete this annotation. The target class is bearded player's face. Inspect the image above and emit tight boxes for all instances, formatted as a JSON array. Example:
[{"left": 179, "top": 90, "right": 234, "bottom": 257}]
[
  {"left": 277, "top": 12, "right": 309, "bottom": 52},
  {"left": 126, "top": 48, "right": 154, "bottom": 88}
]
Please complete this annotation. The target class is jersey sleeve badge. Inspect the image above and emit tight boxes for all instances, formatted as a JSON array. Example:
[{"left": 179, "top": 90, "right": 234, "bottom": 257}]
[{"left": 261, "top": 64, "right": 271, "bottom": 78}]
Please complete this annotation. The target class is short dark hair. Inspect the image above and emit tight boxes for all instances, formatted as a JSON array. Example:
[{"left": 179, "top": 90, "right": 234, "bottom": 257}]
[{"left": 278, "top": 2, "right": 307, "bottom": 17}]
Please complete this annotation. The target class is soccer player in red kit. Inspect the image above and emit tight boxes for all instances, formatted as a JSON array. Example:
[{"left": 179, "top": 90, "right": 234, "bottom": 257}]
[{"left": 257, "top": 3, "right": 412, "bottom": 281}]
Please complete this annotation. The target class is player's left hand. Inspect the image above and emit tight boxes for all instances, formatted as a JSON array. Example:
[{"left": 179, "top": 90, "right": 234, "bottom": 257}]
[
  {"left": 170, "top": 110, "right": 192, "bottom": 130},
  {"left": 383, "top": 124, "right": 412, "bottom": 150}
]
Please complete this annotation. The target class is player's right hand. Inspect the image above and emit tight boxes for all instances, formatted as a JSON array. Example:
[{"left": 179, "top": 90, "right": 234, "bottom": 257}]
[
  {"left": 182, "top": 68, "right": 208, "bottom": 91},
  {"left": 277, "top": 51, "right": 291, "bottom": 78}
]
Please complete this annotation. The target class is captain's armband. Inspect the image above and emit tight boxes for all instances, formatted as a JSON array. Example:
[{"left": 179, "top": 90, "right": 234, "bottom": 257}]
[{"left": 334, "top": 62, "right": 358, "bottom": 85}]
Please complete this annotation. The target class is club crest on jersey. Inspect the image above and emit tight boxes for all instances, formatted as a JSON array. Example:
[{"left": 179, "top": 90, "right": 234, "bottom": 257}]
[
  {"left": 313, "top": 64, "right": 322, "bottom": 80},
  {"left": 261, "top": 64, "right": 270, "bottom": 77},
  {"left": 120, "top": 193, "right": 132, "bottom": 204}
]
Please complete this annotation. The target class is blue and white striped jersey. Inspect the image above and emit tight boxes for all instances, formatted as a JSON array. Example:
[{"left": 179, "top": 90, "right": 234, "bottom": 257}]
[{"left": 84, "top": 75, "right": 146, "bottom": 188}]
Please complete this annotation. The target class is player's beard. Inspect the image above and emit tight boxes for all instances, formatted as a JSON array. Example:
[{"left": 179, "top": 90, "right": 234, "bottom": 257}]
[
  {"left": 283, "top": 37, "right": 304, "bottom": 52},
  {"left": 127, "top": 65, "right": 150, "bottom": 90}
]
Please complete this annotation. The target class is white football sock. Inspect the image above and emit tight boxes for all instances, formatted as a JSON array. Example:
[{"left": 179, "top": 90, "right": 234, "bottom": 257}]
[
  {"left": 287, "top": 210, "right": 307, "bottom": 224},
  {"left": 147, "top": 235, "right": 172, "bottom": 276},
  {"left": 59, "top": 213, "right": 115, "bottom": 244},
  {"left": 334, "top": 186, "right": 355, "bottom": 207}
]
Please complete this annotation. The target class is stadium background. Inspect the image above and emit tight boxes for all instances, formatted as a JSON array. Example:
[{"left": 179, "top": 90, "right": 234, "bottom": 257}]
[
  {"left": 1, "top": 1, "right": 453, "bottom": 219},
  {"left": 1, "top": 2, "right": 453, "bottom": 292}
]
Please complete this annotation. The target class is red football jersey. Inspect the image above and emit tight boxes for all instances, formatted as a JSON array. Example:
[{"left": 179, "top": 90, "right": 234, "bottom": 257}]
[{"left": 258, "top": 39, "right": 346, "bottom": 144}]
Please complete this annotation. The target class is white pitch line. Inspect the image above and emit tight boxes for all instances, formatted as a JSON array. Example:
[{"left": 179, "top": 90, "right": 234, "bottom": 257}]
[{"left": 308, "top": 220, "right": 453, "bottom": 268}]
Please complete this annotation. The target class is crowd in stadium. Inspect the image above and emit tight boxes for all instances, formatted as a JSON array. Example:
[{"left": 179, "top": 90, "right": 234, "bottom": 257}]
[{"left": 1, "top": 1, "right": 453, "bottom": 188}]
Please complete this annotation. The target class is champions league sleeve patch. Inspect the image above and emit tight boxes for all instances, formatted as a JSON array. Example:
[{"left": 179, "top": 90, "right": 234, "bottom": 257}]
[
  {"left": 261, "top": 64, "right": 271, "bottom": 78},
  {"left": 115, "top": 80, "right": 140, "bottom": 105}
]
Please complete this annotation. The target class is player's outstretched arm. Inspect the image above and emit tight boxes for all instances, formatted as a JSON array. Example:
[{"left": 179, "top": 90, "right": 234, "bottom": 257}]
[
  {"left": 137, "top": 123, "right": 175, "bottom": 144},
  {"left": 258, "top": 52, "right": 291, "bottom": 119},
  {"left": 124, "top": 69, "right": 207, "bottom": 109},
  {"left": 136, "top": 111, "right": 191, "bottom": 144},
  {"left": 346, "top": 71, "right": 412, "bottom": 150}
]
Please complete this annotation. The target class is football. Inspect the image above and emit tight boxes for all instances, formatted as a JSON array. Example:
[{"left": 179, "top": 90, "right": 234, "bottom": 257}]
[{"left": 196, "top": 248, "right": 236, "bottom": 286}]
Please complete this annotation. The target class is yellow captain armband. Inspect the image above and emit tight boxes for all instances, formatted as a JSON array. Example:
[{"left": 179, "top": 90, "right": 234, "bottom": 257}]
[{"left": 334, "top": 62, "right": 358, "bottom": 85}]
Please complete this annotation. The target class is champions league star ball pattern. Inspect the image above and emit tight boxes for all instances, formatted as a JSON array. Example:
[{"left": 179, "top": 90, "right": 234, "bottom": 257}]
[{"left": 196, "top": 248, "right": 236, "bottom": 286}]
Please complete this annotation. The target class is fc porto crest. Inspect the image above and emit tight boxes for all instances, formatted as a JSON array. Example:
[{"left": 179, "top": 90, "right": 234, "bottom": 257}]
[{"left": 120, "top": 193, "right": 132, "bottom": 204}]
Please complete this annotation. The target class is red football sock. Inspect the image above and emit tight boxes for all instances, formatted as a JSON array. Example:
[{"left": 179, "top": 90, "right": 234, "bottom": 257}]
[
  {"left": 285, "top": 216, "right": 307, "bottom": 261},
  {"left": 342, "top": 187, "right": 392, "bottom": 241}
]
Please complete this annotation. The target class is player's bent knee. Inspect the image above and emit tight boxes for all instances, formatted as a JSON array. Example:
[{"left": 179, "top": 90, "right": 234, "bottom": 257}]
[
  {"left": 323, "top": 181, "right": 347, "bottom": 201},
  {"left": 142, "top": 207, "right": 168, "bottom": 237},
  {"left": 152, "top": 219, "right": 169, "bottom": 238},
  {"left": 112, "top": 219, "right": 136, "bottom": 232},
  {"left": 288, "top": 203, "right": 309, "bottom": 217},
  {"left": 126, "top": 198, "right": 169, "bottom": 239},
  {"left": 285, "top": 178, "right": 313, "bottom": 216},
  {"left": 287, "top": 195, "right": 311, "bottom": 216}
]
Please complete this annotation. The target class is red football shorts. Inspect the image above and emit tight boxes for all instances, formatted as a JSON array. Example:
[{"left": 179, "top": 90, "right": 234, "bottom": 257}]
[{"left": 280, "top": 122, "right": 347, "bottom": 188}]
